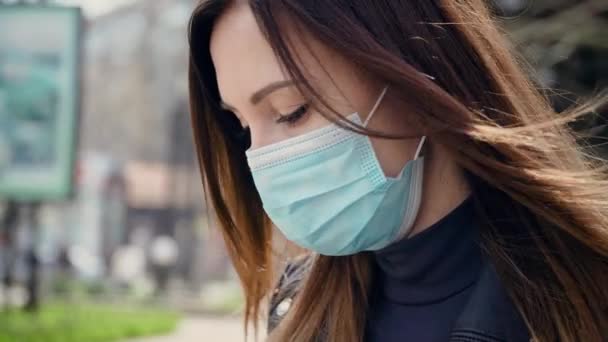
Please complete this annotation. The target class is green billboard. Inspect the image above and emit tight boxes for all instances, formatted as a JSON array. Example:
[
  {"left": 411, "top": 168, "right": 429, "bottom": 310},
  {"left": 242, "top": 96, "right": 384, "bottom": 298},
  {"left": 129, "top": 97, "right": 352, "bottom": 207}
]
[{"left": 0, "top": 6, "right": 82, "bottom": 201}]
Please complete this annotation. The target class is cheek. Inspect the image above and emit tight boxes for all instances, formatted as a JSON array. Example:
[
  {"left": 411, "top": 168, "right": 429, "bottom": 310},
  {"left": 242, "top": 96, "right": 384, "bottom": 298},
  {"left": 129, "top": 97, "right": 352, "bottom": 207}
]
[
  {"left": 368, "top": 112, "right": 422, "bottom": 178},
  {"left": 248, "top": 122, "right": 281, "bottom": 150},
  {"left": 371, "top": 137, "right": 419, "bottom": 178},
  {"left": 247, "top": 112, "right": 332, "bottom": 150}
]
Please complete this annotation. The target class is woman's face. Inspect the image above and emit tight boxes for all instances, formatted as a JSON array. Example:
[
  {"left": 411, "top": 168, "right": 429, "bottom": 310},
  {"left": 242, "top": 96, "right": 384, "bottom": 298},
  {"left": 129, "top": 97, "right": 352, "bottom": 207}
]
[
  {"left": 209, "top": 2, "right": 471, "bottom": 237},
  {"left": 209, "top": 2, "right": 420, "bottom": 178}
]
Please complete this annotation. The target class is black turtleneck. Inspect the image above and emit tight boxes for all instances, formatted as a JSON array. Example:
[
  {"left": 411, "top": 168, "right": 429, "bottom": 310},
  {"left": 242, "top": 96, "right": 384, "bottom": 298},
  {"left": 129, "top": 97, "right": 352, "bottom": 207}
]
[{"left": 366, "top": 197, "right": 482, "bottom": 342}]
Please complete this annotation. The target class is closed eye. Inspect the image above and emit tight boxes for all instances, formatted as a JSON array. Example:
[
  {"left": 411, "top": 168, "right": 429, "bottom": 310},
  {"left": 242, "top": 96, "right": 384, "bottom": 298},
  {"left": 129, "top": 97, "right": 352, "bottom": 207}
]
[{"left": 275, "top": 104, "right": 310, "bottom": 126}]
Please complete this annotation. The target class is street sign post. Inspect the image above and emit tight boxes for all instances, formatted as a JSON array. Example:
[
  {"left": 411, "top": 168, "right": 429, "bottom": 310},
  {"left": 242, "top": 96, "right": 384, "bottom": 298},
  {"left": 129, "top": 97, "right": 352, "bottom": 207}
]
[
  {"left": 0, "top": 4, "right": 82, "bottom": 312},
  {"left": 0, "top": 5, "right": 82, "bottom": 201}
]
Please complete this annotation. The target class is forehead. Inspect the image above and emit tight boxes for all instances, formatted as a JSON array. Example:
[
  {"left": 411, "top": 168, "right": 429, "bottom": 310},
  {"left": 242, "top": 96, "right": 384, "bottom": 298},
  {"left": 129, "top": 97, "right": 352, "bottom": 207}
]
[
  {"left": 208, "top": 3, "right": 369, "bottom": 111},
  {"left": 209, "top": 3, "right": 285, "bottom": 105}
]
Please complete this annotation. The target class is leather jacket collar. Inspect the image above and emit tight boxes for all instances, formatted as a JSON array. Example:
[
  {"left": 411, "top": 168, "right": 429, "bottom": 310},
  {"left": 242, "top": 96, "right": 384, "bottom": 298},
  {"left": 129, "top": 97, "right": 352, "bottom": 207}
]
[{"left": 268, "top": 257, "right": 531, "bottom": 342}]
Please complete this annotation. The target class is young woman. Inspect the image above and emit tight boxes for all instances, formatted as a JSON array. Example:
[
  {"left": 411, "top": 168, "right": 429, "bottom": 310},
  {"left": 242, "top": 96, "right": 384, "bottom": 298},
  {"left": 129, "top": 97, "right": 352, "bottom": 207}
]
[{"left": 187, "top": 1, "right": 608, "bottom": 341}]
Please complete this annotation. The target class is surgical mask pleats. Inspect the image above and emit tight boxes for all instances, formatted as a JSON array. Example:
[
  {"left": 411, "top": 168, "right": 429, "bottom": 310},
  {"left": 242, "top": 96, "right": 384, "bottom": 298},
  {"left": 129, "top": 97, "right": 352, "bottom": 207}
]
[{"left": 246, "top": 89, "right": 426, "bottom": 256}]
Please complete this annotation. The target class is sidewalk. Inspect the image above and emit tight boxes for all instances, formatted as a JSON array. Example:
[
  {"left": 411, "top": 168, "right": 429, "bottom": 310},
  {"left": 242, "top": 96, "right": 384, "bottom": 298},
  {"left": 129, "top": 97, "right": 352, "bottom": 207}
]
[{"left": 125, "top": 316, "right": 252, "bottom": 342}]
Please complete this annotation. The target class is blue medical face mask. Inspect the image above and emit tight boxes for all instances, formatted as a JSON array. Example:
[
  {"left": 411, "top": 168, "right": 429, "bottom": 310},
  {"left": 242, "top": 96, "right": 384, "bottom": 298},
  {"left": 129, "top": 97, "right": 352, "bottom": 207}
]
[{"left": 246, "top": 87, "right": 426, "bottom": 256}]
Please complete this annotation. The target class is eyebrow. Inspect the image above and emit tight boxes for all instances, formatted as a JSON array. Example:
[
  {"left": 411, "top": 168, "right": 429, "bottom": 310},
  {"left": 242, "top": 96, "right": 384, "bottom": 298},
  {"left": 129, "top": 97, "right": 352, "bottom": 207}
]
[
  {"left": 251, "top": 80, "right": 295, "bottom": 104},
  {"left": 219, "top": 80, "right": 296, "bottom": 113}
]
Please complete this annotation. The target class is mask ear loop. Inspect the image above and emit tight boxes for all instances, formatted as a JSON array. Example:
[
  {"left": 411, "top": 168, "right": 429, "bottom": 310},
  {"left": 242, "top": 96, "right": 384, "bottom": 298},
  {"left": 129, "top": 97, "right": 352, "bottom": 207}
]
[
  {"left": 363, "top": 86, "right": 389, "bottom": 127},
  {"left": 414, "top": 136, "right": 427, "bottom": 160},
  {"left": 364, "top": 86, "right": 426, "bottom": 160}
]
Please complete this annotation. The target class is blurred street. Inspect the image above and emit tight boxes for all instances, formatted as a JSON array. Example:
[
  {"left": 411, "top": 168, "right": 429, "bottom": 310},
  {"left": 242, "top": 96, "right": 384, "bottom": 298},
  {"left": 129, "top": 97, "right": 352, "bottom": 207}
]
[{"left": 125, "top": 316, "right": 246, "bottom": 342}]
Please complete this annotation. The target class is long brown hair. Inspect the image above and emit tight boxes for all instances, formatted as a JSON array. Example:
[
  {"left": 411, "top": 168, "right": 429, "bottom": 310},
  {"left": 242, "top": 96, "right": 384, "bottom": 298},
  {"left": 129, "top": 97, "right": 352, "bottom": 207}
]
[{"left": 188, "top": 0, "right": 608, "bottom": 341}]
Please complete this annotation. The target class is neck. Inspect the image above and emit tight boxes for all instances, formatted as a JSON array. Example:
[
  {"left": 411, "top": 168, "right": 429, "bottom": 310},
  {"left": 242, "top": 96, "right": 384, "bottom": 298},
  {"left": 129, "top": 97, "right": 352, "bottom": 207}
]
[{"left": 409, "top": 141, "right": 471, "bottom": 237}]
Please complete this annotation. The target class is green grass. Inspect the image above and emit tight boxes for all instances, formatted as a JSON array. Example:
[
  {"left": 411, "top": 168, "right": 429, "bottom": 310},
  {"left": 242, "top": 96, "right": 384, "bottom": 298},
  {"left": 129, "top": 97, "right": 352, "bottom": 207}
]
[{"left": 0, "top": 303, "right": 180, "bottom": 342}]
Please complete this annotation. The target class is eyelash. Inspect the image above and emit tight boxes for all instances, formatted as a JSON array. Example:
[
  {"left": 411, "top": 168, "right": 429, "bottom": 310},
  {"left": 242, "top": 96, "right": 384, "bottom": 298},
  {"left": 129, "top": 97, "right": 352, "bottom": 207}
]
[
  {"left": 233, "top": 103, "right": 309, "bottom": 141},
  {"left": 275, "top": 104, "right": 310, "bottom": 126}
]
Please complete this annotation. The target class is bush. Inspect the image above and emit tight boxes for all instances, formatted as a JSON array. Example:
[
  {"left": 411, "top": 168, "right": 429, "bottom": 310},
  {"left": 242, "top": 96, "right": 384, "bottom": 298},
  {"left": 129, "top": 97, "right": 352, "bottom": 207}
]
[{"left": 0, "top": 303, "right": 180, "bottom": 342}]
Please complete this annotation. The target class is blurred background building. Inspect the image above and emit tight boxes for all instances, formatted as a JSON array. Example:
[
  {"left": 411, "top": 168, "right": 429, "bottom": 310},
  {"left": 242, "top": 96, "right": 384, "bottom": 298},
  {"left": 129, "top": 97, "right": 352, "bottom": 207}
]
[
  {"left": 0, "top": 0, "right": 236, "bottom": 317},
  {"left": 496, "top": 0, "right": 608, "bottom": 156}
]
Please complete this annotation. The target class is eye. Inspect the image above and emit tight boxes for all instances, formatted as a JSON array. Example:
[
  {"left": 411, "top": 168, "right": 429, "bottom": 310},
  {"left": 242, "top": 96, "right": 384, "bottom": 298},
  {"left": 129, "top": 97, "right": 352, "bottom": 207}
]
[{"left": 275, "top": 104, "right": 310, "bottom": 126}]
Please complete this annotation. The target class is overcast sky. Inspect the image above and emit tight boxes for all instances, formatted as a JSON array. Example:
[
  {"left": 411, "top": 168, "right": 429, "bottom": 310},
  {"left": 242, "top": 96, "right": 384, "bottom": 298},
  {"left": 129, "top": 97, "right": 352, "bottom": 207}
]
[{"left": 54, "top": 0, "right": 137, "bottom": 17}]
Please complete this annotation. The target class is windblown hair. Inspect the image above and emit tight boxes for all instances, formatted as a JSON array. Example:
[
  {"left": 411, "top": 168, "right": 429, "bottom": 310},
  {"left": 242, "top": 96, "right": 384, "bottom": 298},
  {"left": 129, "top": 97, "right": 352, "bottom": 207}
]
[{"left": 188, "top": 1, "right": 608, "bottom": 341}]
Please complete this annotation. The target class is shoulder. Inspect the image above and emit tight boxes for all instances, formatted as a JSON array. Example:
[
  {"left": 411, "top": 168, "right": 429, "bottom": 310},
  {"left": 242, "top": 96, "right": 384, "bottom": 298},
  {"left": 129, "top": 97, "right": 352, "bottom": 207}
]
[
  {"left": 267, "top": 254, "right": 311, "bottom": 333},
  {"left": 266, "top": 256, "right": 531, "bottom": 341},
  {"left": 450, "top": 261, "right": 531, "bottom": 342}
]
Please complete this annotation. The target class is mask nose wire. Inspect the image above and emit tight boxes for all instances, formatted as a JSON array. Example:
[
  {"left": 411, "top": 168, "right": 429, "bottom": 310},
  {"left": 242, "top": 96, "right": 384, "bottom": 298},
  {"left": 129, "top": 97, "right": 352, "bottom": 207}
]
[{"left": 363, "top": 86, "right": 389, "bottom": 127}]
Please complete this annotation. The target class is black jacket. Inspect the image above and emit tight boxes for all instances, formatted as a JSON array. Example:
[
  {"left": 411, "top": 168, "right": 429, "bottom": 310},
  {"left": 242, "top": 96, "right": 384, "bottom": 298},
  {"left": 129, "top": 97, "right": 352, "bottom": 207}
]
[{"left": 268, "top": 257, "right": 531, "bottom": 342}]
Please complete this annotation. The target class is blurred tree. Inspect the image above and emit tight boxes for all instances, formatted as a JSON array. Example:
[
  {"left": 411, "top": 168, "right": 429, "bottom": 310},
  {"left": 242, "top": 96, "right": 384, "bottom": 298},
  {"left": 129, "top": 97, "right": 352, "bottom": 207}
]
[{"left": 493, "top": 0, "right": 608, "bottom": 156}]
